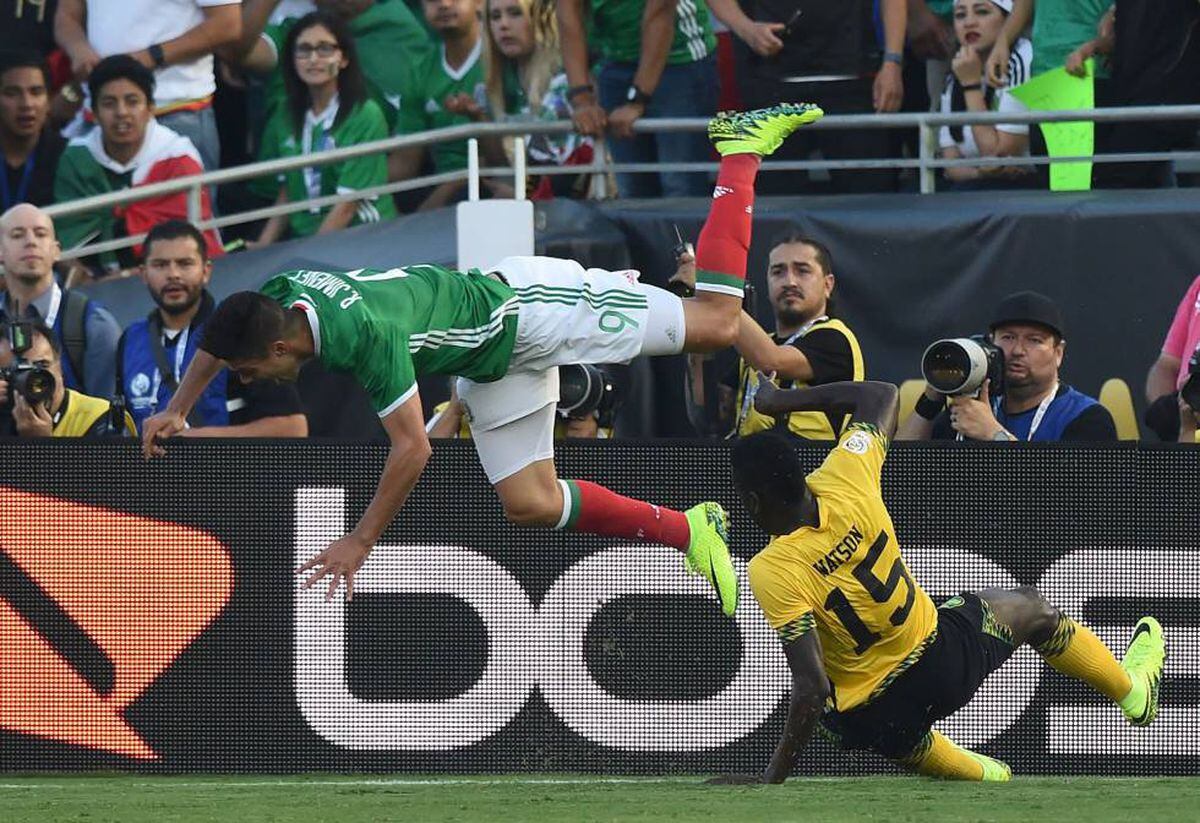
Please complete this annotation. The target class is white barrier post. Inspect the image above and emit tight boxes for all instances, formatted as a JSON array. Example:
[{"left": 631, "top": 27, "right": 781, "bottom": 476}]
[{"left": 456, "top": 137, "right": 534, "bottom": 271}]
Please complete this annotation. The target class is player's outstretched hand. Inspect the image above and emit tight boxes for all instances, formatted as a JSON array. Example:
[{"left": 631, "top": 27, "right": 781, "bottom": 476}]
[
  {"left": 297, "top": 534, "right": 373, "bottom": 602},
  {"left": 705, "top": 774, "right": 764, "bottom": 785},
  {"left": 142, "top": 410, "right": 186, "bottom": 459}
]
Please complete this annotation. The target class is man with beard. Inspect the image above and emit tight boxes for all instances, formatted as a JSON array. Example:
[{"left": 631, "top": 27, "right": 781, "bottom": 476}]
[
  {"left": 117, "top": 219, "right": 307, "bottom": 435},
  {"left": 724, "top": 231, "right": 865, "bottom": 440},
  {"left": 898, "top": 291, "right": 1117, "bottom": 441},
  {"left": 0, "top": 202, "right": 121, "bottom": 398}
]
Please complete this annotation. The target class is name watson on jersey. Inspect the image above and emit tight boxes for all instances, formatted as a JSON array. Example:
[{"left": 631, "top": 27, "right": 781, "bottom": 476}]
[{"left": 813, "top": 524, "right": 866, "bottom": 576}]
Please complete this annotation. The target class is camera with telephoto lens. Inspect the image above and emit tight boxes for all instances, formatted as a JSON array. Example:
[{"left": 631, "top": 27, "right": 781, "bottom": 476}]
[
  {"left": 2, "top": 321, "right": 56, "bottom": 405},
  {"left": 1181, "top": 349, "right": 1200, "bottom": 411},
  {"left": 921, "top": 335, "right": 1005, "bottom": 397},
  {"left": 557, "top": 363, "right": 624, "bottom": 428}
]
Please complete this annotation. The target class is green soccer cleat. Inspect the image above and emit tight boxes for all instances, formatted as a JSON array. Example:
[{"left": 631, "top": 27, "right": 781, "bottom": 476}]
[
  {"left": 1119, "top": 616, "right": 1166, "bottom": 727},
  {"left": 707, "top": 103, "right": 825, "bottom": 158},
  {"left": 684, "top": 502, "right": 737, "bottom": 617},
  {"left": 965, "top": 750, "right": 1013, "bottom": 782}
]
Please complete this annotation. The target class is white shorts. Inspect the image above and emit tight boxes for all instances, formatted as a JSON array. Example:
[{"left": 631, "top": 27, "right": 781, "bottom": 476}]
[{"left": 457, "top": 255, "right": 685, "bottom": 483}]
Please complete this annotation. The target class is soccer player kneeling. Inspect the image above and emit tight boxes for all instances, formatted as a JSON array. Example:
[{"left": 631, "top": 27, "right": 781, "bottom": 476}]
[{"left": 721, "top": 377, "right": 1165, "bottom": 783}]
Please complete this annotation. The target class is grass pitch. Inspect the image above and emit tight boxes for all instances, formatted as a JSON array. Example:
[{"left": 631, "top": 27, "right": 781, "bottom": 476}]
[{"left": 3, "top": 774, "right": 1198, "bottom": 822}]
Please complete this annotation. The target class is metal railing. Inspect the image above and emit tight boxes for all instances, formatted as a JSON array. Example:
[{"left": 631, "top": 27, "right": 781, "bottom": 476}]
[{"left": 42, "top": 104, "right": 1200, "bottom": 261}]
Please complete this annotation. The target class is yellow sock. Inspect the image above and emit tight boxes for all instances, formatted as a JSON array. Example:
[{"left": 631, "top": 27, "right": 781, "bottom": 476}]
[
  {"left": 1035, "top": 615, "right": 1132, "bottom": 702},
  {"left": 900, "top": 731, "right": 1010, "bottom": 781}
]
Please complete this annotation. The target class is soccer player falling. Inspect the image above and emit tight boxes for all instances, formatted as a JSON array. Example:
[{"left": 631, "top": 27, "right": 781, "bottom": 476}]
[
  {"left": 141, "top": 104, "right": 823, "bottom": 610},
  {"left": 717, "top": 376, "right": 1166, "bottom": 783}
]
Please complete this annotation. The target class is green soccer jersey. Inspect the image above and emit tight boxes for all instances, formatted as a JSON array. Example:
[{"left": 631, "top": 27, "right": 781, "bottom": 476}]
[
  {"left": 261, "top": 0, "right": 431, "bottom": 128},
  {"left": 589, "top": 0, "right": 716, "bottom": 66},
  {"left": 394, "top": 39, "right": 485, "bottom": 172},
  {"left": 260, "top": 266, "right": 519, "bottom": 414},
  {"left": 260, "top": 98, "right": 397, "bottom": 238}
]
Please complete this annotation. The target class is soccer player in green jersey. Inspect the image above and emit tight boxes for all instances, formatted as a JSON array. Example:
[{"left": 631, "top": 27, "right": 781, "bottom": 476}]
[{"left": 142, "top": 104, "right": 824, "bottom": 612}]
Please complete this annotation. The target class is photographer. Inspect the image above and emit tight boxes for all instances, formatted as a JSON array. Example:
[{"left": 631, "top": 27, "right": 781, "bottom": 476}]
[
  {"left": 684, "top": 231, "right": 864, "bottom": 440},
  {"left": 898, "top": 291, "right": 1116, "bottom": 441},
  {"left": 1, "top": 320, "right": 135, "bottom": 437},
  {"left": 0, "top": 203, "right": 122, "bottom": 398}
]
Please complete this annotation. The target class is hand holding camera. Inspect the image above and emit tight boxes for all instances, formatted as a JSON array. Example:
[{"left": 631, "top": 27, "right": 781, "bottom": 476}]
[{"left": 947, "top": 379, "right": 1008, "bottom": 441}]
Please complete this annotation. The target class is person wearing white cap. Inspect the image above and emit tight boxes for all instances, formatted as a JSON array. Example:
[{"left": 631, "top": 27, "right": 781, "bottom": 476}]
[{"left": 936, "top": 0, "right": 1035, "bottom": 188}]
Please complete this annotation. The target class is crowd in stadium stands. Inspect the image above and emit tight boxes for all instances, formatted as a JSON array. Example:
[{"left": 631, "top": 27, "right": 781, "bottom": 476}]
[{"left": 1, "top": 0, "right": 1200, "bottom": 440}]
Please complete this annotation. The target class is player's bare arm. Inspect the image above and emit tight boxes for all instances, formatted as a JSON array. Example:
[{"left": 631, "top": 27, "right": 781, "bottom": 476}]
[
  {"left": 298, "top": 390, "right": 431, "bottom": 601},
  {"left": 735, "top": 311, "right": 816, "bottom": 382},
  {"left": 754, "top": 377, "right": 899, "bottom": 438},
  {"left": 762, "top": 629, "right": 830, "bottom": 783},
  {"left": 141, "top": 349, "right": 226, "bottom": 458}
]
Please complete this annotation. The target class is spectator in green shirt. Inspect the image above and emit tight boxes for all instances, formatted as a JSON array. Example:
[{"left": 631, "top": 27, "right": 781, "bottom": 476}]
[
  {"left": 444, "top": 0, "right": 595, "bottom": 199},
  {"left": 985, "top": 0, "right": 1110, "bottom": 84},
  {"left": 388, "top": 0, "right": 486, "bottom": 211},
  {"left": 253, "top": 11, "right": 396, "bottom": 245}
]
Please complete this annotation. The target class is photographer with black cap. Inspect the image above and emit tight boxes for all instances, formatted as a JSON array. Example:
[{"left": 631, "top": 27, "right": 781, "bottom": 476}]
[
  {"left": 0, "top": 320, "right": 134, "bottom": 437},
  {"left": 898, "top": 291, "right": 1117, "bottom": 442}
]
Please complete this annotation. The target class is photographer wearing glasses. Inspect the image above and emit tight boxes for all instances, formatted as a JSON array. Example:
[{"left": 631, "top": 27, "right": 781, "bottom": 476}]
[
  {"left": 0, "top": 320, "right": 134, "bottom": 437},
  {"left": 898, "top": 291, "right": 1116, "bottom": 442}
]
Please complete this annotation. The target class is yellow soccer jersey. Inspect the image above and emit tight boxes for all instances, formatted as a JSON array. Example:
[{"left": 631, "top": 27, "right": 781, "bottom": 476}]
[{"left": 748, "top": 423, "right": 937, "bottom": 710}]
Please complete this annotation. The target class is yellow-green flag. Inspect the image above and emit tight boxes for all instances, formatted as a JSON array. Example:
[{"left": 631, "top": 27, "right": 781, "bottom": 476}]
[{"left": 1009, "top": 58, "right": 1095, "bottom": 191}]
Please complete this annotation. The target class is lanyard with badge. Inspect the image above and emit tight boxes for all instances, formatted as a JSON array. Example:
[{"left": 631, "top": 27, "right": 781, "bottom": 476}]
[
  {"left": 146, "top": 312, "right": 191, "bottom": 418},
  {"left": 992, "top": 381, "right": 1058, "bottom": 441},
  {"left": 735, "top": 315, "right": 828, "bottom": 432}
]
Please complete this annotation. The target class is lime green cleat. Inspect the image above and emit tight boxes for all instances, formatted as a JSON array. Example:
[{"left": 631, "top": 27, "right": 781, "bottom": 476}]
[
  {"left": 684, "top": 502, "right": 737, "bottom": 617},
  {"left": 707, "top": 103, "right": 824, "bottom": 157},
  {"left": 966, "top": 750, "right": 1013, "bottom": 782},
  {"left": 1119, "top": 616, "right": 1166, "bottom": 727}
]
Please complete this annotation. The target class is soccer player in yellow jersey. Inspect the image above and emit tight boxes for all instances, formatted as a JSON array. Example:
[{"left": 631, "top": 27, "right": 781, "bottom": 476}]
[{"left": 722, "top": 376, "right": 1166, "bottom": 783}]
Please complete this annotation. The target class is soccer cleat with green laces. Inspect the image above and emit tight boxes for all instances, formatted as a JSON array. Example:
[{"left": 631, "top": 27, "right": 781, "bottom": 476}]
[
  {"left": 1119, "top": 616, "right": 1166, "bottom": 727},
  {"left": 684, "top": 502, "right": 737, "bottom": 617},
  {"left": 707, "top": 103, "right": 825, "bottom": 157}
]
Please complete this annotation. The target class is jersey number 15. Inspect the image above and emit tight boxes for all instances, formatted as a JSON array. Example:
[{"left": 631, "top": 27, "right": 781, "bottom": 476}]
[{"left": 823, "top": 531, "right": 916, "bottom": 654}]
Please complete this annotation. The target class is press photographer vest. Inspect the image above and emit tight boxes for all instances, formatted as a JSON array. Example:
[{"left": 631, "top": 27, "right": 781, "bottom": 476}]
[
  {"left": 994, "top": 384, "right": 1100, "bottom": 441},
  {"left": 117, "top": 293, "right": 228, "bottom": 432},
  {"left": 734, "top": 317, "right": 864, "bottom": 440}
]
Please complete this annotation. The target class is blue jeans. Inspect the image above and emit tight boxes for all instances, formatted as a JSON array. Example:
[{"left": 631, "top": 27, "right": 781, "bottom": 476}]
[
  {"left": 159, "top": 106, "right": 221, "bottom": 172},
  {"left": 598, "top": 57, "right": 717, "bottom": 198}
]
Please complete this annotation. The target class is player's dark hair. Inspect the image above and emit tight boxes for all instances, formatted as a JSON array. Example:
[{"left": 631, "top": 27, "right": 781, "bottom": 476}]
[
  {"left": 730, "top": 430, "right": 810, "bottom": 510},
  {"left": 200, "top": 292, "right": 287, "bottom": 361},
  {"left": 87, "top": 54, "right": 156, "bottom": 106},
  {"left": 143, "top": 220, "right": 210, "bottom": 263},
  {"left": 282, "top": 12, "right": 368, "bottom": 138},
  {"left": 0, "top": 49, "right": 51, "bottom": 89}
]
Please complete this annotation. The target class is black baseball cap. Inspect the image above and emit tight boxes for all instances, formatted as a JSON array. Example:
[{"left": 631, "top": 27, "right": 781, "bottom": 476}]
[{"left": 989, "top": 291, "right": 1065, "bottom": 339}]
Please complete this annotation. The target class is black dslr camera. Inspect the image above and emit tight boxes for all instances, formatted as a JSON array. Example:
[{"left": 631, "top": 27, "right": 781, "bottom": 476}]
[{"left": 1, "top": 321, "right": 57, "bottom": 435}]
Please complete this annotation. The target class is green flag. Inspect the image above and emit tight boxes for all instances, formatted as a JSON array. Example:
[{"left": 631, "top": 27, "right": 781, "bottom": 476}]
[{"left": 1010, "top": 59, "right": 1095, "bottom": 191}]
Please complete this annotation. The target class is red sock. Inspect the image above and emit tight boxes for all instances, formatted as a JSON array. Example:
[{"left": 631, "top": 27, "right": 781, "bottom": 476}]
[
  {"left": 557, "top": 480, "right": 691, "bottom": 551},
  {"left": 694, "top": 154, "right": 761, "bottom": 294}
]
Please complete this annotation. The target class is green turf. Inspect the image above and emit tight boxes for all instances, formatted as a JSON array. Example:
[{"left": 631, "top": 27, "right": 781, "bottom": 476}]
[{"left": 2, "top": 775, "right": 1198, "bottom": 822}]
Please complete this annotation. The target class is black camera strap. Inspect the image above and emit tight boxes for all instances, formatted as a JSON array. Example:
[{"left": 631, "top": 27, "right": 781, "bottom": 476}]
[{"left": 147, "top": 311, "right": 205, "bottom": 429}]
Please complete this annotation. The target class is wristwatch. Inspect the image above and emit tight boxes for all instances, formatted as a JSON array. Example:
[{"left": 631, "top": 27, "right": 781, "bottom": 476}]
[
  {"left": 148, "top": 43, "right": 167, "bottom": 69},
  {"left": 883, "top": 51, "right": 904, "bottom": 66},
  {"left": 625, "top": 85, "right": 652, "bottom": 106}
]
